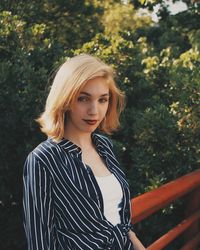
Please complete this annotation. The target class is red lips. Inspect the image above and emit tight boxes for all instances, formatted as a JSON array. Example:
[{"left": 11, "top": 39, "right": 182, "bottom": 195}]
[{"left": 83, "top": 119, "right": 98, "bottom": 125}]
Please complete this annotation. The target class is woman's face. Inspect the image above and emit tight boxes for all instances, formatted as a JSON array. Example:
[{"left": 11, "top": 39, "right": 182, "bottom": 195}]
[{"left": 66, "top": 77, "right": 110, "bottom": 135}]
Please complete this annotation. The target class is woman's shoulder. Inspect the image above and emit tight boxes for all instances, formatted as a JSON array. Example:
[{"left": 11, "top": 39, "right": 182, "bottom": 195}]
[{"left": 26, "top": 138, "right": 60, "bottom": 165}]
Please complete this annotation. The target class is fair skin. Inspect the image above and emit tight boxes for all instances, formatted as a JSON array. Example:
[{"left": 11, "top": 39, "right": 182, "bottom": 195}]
[
  {"left": 128, "top": 231, "right": 146, "bottom": 250},
  {"left": 64, "top": 76, "right": 146, "bottom": 249},
  {"left": 64, "top": 76, "right": 111, "bottom": 176}
]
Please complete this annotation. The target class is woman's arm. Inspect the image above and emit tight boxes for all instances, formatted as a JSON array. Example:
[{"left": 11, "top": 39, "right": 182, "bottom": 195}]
[
  {"left": 23, "top": 153, "right": 56, "bottom": 250},
  {"left": 128, "top": 230, "right": 146, "bottom": 250}
]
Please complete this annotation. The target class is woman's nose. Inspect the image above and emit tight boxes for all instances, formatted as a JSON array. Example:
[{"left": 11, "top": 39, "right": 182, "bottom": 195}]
[{"left": 88, "top": 102, "right": 98, "bottom": 115}]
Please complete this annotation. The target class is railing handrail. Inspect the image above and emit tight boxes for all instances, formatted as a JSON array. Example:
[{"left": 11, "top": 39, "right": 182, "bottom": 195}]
[
  {"left": 131, "top": 169, "right": 200, "bottom": 224},
  {"left": 147, "top": 209, "right": 200, "bottom": 250}
]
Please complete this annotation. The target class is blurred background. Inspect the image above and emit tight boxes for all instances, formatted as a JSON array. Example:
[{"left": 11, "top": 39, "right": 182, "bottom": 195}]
[{"left": 0, "top": 0, "right": 199, "bottom": 249}]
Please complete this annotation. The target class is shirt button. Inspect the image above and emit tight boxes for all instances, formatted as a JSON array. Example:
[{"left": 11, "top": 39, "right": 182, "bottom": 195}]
[
  {"left": 104, "top": 238, "right": 113, "bottom": 247},
  {"left": 86, "top": 167, "right": 91, "bottom": 173}
]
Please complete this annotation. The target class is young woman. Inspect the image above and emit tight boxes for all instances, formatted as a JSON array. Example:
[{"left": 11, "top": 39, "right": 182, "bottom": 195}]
[{"left": 23, "top": 54, "right": 146, "bottom": 250}]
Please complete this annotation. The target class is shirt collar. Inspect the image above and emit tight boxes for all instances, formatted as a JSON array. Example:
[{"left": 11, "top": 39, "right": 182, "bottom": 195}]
[
  {"left": 55, "top": 132, "right": 107, "bottom": 155},
  {"left": 91, "top": 133, "right": 107, "bottom": 155},
  {"left": 57, "top": 139, "right": 81, "bottom": 153}
]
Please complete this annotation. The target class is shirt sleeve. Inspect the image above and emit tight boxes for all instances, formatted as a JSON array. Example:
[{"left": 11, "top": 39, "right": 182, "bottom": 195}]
[{"left": 23, "top": 152, "right": 57, "bottom": 250}]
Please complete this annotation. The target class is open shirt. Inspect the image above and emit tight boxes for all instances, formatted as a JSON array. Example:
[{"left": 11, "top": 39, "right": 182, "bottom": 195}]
[{"left": 23, "top": 133, "right": 134, "bottom": 250}]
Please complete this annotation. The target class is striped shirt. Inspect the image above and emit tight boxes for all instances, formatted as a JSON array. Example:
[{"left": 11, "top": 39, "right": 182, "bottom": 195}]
[{"left": 23, "top": 133, "right": 134, "bottom": 250}]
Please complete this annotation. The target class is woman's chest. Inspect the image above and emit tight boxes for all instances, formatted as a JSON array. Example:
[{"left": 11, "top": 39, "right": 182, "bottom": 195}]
[{"left": 82, "top": 149, "right": 111, "bottom": 177}]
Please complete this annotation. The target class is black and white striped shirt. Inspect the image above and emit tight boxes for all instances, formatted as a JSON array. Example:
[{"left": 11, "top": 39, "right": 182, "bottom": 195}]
[{"left": 23, "top": 133, "right": 134, "bottom": 250}]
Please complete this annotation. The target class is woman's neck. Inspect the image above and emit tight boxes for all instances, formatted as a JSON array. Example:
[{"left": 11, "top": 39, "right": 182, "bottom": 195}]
[{"left": 64, "top": 131, "right": 93, "bottom": 150}]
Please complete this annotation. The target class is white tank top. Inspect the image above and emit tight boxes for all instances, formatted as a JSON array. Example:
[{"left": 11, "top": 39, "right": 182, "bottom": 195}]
[{"left": 95, "top": 174, "right": 123, "bottom": 225}]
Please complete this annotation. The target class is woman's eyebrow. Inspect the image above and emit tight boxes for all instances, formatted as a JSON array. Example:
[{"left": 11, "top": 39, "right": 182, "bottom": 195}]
[{"left": 79, "top": 91, "right": 109, "bottom": 97}]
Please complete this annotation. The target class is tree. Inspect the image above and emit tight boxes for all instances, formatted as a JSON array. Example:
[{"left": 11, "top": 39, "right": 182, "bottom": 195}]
[{"left": 0, "top": 1, "right": 104, "bottom": 249}]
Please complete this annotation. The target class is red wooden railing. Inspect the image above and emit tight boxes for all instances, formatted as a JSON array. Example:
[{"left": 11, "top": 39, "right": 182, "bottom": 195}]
[{"left": 131, "top": 169, "right": 200, "bottom": 249}]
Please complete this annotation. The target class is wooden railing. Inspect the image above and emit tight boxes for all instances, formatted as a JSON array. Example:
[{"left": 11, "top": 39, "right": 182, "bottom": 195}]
[{"left": 131, "top": 169, "right": 200, "bottom": 249}]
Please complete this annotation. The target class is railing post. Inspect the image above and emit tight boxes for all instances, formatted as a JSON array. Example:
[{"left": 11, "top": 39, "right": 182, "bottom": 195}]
[{"left": 184, "top": 186, "right": 200, "bottom": 248}]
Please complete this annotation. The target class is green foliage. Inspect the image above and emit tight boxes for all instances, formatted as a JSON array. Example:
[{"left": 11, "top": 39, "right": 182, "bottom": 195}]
[
  {"left": 0, "top": 0, "right": 199, "bottom": 249},
  {"left": 0, "top": 2, "right": 104, "bottom": 249},
  {"left": 101, "top": 2, "right": 152, "bottom": 34},
  {"left": 74, "top": 4, "right": 200, "bottom": 246}
]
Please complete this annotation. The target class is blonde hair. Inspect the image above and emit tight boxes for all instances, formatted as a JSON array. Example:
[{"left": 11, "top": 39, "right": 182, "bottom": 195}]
[{"left": 37, "top": 54, "right": 125, "bottom": 141}]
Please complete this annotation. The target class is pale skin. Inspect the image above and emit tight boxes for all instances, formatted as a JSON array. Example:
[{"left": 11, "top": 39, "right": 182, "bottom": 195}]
[{"left": 64, "top": 76, "right": 146, "bottom": 249}]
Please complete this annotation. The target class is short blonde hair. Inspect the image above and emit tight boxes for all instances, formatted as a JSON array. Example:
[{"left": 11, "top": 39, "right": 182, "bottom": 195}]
[{"left": 37, "top": 54, "right": 125, "bottom": 141}]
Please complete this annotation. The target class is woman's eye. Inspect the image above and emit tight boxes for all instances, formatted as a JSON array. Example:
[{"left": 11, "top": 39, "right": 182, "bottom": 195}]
[
  {"left": 99, "top": 98, "right": 109, "bottom": 103},
  {"left": 77, "top": 96, "right": 89, "bottom": 102}
]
